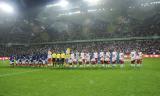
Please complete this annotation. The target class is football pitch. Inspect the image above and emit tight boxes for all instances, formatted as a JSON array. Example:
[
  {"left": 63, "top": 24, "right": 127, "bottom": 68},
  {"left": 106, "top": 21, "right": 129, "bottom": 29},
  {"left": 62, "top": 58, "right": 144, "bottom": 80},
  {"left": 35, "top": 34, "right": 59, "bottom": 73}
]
[{"left": 0, "top": 58, "right": 160, "bottom": 96}]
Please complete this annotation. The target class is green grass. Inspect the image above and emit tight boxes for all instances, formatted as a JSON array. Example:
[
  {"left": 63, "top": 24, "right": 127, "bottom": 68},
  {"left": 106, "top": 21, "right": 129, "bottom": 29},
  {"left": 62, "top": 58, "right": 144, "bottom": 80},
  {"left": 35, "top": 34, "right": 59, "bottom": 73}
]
[{"left": 0, "top": 58, "right": 160, "bottom": 96}]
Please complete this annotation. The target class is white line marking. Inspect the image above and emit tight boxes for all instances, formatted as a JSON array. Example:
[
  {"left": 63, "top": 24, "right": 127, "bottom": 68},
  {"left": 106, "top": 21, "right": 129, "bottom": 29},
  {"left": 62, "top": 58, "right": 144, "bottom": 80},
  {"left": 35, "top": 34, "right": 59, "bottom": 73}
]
[{"left": 0, "top": 70, "right": 40, "bottom": 78}]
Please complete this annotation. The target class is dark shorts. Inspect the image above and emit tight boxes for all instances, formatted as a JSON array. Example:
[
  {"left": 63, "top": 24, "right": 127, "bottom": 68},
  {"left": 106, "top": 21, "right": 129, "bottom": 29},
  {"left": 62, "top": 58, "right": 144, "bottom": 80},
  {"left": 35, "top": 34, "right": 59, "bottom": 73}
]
[
  {"left": 105, "top": 61, "right": 110, "bottom": 64},
  {"left": 86, "top": 61, "right": 90, "bottom": 64},
  {"left": 61, "top": 58, "right": 64, "bottom": 64},
  {"left": 79, "top": 61, "right": 82, "bottom": 65},
  {"left": 131, "top": 60, "right": 135, "bottom": 64},
  {"left": 52, "top": 58, "right": 56, "bottom": 63},
  {"left": 56, "top": 59, "right": 60, "bottom": 63},
  {"left": 112, "top": 61, "right": 116, "bottom": 64}
]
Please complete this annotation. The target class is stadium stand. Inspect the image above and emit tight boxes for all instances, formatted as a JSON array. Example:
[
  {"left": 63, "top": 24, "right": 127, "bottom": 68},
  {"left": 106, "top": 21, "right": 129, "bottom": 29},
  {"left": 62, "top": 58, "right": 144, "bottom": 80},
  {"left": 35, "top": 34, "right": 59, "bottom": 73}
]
[{"left": 0, "top": 39, "right": 159, "bottom": 57}]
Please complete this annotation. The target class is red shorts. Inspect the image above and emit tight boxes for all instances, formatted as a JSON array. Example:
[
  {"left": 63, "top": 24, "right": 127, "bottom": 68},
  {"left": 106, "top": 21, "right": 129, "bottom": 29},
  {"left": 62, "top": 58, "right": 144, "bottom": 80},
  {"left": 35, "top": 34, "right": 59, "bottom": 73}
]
[
  {"left": 48, "top": 58, "right": 52, "bottom": 63},
  {"left": 82, "top": 59, "right": 85, "bottom": 63},
  {"left": 86, "top": 61, "right": 89, "bottom": 64},
  {"left": 95, "top": 58, "right": 98, "bottom": 63},
  {"left": 101, "top": 60, "right": 104, "bottom": 64},
  {"left": 137, "top": 59, "right": 142, "bottom": 64},
  {"left": 91, "top": 61, "right": 96, "bottom": 64},
  {"left": 73, "top": 61, "right": 77, "bottom": 64},
  {"left": 140, "top": 59, "right": 142, "bottom": 64},
  {"left": 120, "top": 60, "right": 124, "bottom": 64}
]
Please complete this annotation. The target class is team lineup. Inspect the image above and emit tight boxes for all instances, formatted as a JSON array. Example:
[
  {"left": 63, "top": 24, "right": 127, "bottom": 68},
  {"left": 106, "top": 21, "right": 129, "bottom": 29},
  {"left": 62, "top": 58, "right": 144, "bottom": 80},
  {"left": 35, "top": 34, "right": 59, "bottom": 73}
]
[{"left": 9, "top": 48, "right": 143, "bottom": 68}]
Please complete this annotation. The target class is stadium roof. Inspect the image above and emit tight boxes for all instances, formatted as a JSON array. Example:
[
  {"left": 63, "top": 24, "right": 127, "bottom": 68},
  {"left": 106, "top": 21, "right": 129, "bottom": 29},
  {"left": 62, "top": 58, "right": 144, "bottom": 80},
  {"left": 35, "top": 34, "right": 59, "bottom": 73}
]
[{"left": 0, "top": 0, "right": 159, "bottom": 44}]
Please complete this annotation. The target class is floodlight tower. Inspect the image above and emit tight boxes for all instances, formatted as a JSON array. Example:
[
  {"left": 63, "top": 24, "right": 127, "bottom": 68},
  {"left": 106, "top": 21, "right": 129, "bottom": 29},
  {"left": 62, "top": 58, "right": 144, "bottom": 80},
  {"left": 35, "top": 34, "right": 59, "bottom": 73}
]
[
  {"left": 56, "top": 0, "right": 69, "bottom": 8},
  {"left": 46, "top": 0, "right": 69, "bottom": 8},
  {"left": 0, "top": 2, "right": 14, "bottom": 14},
  {"left": 83, "top": 0, "right": 100, "bottom": 6}
]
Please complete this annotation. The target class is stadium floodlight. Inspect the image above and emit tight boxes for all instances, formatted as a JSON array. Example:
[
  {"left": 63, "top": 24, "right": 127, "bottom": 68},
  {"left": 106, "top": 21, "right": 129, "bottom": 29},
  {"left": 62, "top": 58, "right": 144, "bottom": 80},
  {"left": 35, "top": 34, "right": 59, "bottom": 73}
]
[
  {"left": 56, "top": 0, "right": 69, "bottom": 8},
  {"left": 0, "top": 2, "right": 14, "bottom": 14},
  {"left": 47, "top": 0, "right": 69, "bottom": 8},
  {"left": 84, "top": 0, "right": 100, "bottom": 6}
]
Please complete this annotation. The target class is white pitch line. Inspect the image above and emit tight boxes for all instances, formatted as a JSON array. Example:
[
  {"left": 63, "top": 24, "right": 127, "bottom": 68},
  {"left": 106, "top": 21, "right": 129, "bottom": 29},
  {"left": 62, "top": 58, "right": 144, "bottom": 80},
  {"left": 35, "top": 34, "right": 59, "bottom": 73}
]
[{"left": 0, "top": 70, "right": 40, "bottom": 78}]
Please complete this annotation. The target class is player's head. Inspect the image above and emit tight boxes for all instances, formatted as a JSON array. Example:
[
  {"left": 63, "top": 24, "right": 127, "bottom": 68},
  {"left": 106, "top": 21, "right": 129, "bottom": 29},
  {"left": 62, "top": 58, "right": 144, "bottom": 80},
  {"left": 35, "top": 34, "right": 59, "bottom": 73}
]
[
  {"left": 131, "top": 49, "right": 134, "bottom": 51},
  {"left": 137, "top": 48, "right": 141, "bottom": 52}
]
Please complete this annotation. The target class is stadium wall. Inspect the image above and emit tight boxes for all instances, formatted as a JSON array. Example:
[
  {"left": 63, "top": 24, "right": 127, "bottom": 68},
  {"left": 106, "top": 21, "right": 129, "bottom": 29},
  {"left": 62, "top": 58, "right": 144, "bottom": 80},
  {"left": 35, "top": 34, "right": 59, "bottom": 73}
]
[
  {"left": 1, "top": 36, "right": 159, "bottom": 46},
  {"left": 31, "top": 36, "right": 160, "bottom": 45}
]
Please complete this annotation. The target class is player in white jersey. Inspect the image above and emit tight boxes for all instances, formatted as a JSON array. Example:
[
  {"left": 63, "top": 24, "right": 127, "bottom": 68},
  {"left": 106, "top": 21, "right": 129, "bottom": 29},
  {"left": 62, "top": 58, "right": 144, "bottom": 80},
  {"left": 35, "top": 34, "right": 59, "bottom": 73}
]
[
  {"left": 78, "top": 57, "right": 83, "bottom": 66},
  {"left": 47, "top": 50, "right": 52, "bottom": 65},
  {"left": 136, "top": 50, "right": 143, "bottom": 67},
  {"left": 85, "top": 52, "right": 90, "bottom": 67},
  {"left": 75, "top": 51, "right": 79, "bottom": 63},
  {"left": 105, "top": 50, "right": 110, "bottom": 67},
  {"left": 91, "top": 57, "right": 96, "bottom": 67},
  {"left": 94, "top": 51, "right": 98, "bottom": 64},
  {"left": 73, "top": 58, "right": 77, "bottom": 64},
  {"left": 68, "top": 58, "right": 73, "bottom": 67},
  {"left": 119, "top": 50, "right": 125, "bottom": 68},
  {"left": 112, "top": 49, "right": 117, "bottom": 67},
  {"left": 71, "top": 52, "right": 75, "bottom": 62},
  {"left": 80, "top": 51, "right": 85, "bottom": 64},
  {"left": 86, "top": 52, "right": 90, "bottom": 64},
  {"left": 130, "top": 49, "right": 136, "bottom": 67},
  {"left": 100, "top": 50, "right": 105, "bottom": 64}
]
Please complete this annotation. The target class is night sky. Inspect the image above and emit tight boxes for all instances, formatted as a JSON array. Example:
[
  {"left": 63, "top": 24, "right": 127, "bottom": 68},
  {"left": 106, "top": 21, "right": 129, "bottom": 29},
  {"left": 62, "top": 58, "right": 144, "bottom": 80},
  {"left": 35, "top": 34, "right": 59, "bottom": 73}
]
[{"left": 1, "top": 0, "right": 57, "bottom": 12}]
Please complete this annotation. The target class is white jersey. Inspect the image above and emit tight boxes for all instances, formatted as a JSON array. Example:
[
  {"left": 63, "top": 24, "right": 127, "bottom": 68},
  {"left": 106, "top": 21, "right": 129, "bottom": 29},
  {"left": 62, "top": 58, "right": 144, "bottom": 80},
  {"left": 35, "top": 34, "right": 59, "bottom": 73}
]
[
  {"left": 105, "top": 52, "right": 110, "bottom": 61},
  {"left": 71, "top": 53, "right": 75, "bottom": 60},
  {"left": 138, "top": 52, "right": 143, "bottom": 59},
  {"left": 42, "top": 60, "right": 46, "bottom": 64},
  {"left": 48, "top": 51, "right": 52, "bottom": 58},
  {"left": 86, "top": 53, "right": 90, "bottom": 62},
  {"left": 76, "top": 52, "right": 79, "bottom": 59},
  {"left": 68, "top": 58, "right": 73, "bottom": 63},
  {"left": 112, "top": 51, "right": 117, "bottom": 61},
  {"left": 81, "top": 52, "right": 85, "bottom": 59},
  {"left": 119, "top": 52, "right": 124, "bottom": 61},
  {"left": 130, "top": 51, "right": 136, "bottom": 61},
  {"left": 73, "top": 58, "right": 77, "bottom": 62},
  {"left": 22, "top": 60, "right": 26, "bottom": 64},
  {"left": 47, "top": 54, "right": 52, "bottom": 59},
  {"left": 94, "top": 52, "right": 98, "bottom": 58},
  {"left": 100, "top": 52, "right": 104, "bottom": 58},
  {"left": 100, "top": 56, "right": 104, "bottom": 61},
  {"left": 91, "top": 58, "right": 96, "bottom": 62}
]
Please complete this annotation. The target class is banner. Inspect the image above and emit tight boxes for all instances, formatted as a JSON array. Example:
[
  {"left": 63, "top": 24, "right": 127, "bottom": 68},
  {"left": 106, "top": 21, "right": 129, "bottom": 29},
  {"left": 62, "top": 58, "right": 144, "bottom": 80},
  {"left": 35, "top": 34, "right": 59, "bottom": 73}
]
[
  {"left": 0, "top": 57, "right": 10, "bottom": 60},
  {"left": 125, "top": 55, "right": 160, "bottom": 58}
]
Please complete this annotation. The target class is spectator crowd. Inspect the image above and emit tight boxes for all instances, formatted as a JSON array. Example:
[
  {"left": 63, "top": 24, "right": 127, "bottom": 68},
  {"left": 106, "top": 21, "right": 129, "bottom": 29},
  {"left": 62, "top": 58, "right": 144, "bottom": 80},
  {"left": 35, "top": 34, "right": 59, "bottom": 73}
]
[{"left": 0, "top": 40, "right": 159, "bottom": 57}]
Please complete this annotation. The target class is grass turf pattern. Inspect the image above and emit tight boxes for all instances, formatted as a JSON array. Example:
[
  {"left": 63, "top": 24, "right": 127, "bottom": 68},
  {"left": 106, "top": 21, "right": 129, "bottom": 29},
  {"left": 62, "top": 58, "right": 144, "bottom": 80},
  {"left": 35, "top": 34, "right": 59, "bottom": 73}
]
[{"left": 0, "top": 58, "right": 160, "bottom": 96}]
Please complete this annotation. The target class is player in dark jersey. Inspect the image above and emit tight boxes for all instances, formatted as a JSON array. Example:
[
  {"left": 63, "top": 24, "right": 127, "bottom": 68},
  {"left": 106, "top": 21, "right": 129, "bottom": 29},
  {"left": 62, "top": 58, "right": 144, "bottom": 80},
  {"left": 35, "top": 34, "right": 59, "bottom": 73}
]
[{"left": 10, "top": 55, "right": 15, "bottom": 67}]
